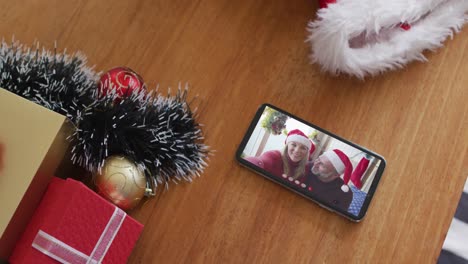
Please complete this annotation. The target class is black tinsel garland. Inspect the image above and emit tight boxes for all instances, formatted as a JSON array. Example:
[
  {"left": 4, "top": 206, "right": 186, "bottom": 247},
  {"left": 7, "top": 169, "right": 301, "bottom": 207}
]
[{"left": 0, "top": 40, "right": 209, "bottom": 189}]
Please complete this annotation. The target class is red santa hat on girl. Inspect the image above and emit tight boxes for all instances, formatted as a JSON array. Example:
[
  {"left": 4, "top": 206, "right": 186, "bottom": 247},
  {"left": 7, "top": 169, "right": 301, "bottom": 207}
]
[
  {"left": 285, "top": 129, "right": 315, "bottom": 155},
  {"left": 321, "top": 149, "right": 352, "bottom": 192}
]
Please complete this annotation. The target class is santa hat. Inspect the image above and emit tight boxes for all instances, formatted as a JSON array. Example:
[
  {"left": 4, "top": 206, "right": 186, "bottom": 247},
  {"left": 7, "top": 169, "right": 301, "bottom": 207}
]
[
  {"left": 308, "top": 0, "right": 468, "bottom": 78},
  {"left": 321, "top": 149, "right": 352, "bottom": 192},
  {"left": 318, "top": 0, "right": 334, "bottom": 8},
  {"left": 351, "top": 157, "right": 370, "bottom": 189},
  {"left": 285, "top": 129, "right": 315, "bottom": 155}
]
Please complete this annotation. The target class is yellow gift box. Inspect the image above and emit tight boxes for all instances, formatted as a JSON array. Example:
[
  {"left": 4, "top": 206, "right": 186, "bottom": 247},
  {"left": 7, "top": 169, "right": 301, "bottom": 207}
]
[{"left": 0, "top": 88, "right": 72, "bottom": 259}]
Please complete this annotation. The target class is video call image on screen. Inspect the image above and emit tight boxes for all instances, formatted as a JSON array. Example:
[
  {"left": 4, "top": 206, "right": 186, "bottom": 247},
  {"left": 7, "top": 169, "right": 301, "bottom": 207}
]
[{"left": 241, "top": 106, "right": 382, "bottom": 216}]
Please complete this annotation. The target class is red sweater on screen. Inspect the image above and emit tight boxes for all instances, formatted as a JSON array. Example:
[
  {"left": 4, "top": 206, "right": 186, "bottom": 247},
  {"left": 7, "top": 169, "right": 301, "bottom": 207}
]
[{"left": 244, "top": 150, "right": 306, "bottom": 181}]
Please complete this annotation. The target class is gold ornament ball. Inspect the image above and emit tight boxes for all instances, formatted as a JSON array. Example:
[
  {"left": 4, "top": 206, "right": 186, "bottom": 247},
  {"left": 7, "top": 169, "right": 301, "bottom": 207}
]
[{"left": 94, "top": 155, "right": 147, "bottom": 211}]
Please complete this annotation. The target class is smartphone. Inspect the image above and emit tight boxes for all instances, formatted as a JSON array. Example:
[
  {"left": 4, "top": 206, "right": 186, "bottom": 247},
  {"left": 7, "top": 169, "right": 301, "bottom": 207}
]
[{"left": 236, "top": 104, "right": 386, "bottom": 222}]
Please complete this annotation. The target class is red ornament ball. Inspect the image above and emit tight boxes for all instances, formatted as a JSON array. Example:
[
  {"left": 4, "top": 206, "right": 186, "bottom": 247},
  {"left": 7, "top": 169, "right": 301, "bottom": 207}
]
[{"left": 98, "top": 67, "right": 145, "bottom": 99}]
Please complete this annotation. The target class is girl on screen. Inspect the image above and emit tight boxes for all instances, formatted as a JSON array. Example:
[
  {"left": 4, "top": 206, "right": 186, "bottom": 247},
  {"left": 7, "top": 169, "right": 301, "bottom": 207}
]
[{"left": 244, "top": 129, "right": 315, "bottom": 183}]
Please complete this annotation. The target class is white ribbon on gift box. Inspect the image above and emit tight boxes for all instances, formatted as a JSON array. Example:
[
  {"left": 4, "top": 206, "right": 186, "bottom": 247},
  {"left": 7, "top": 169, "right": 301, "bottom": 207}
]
[{"left": 31, "top": 207, "right": 126, "bottom": 264}]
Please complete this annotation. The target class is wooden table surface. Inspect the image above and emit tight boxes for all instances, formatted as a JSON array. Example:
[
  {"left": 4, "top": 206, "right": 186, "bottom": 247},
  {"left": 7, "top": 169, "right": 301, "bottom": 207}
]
[{"left": 2, "top": 0, "right": 467, "bottom": 263}]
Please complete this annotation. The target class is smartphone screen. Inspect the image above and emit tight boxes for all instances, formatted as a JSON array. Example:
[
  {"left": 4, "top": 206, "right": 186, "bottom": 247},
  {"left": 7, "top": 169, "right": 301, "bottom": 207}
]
[{"left": 236, "top": 104, "right": 386, "bottom": 221}]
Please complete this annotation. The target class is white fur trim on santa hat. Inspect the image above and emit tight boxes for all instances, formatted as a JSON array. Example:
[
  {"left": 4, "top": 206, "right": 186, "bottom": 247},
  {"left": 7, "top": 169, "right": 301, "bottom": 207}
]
[
  {"left": 321, "top": 151, "right": 345, "bottom": 174},
  {"left": 307, "top": 0, "right": 468, "bottom": 78},
  {"left": 286, "top": 134, "right": 312, "bottom": 150}
]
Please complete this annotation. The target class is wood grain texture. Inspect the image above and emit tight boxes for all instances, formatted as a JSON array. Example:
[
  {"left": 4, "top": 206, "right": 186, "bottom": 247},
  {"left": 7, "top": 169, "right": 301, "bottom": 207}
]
[{"left": 1, "top": 0, "right": 467, "bottom": 263}]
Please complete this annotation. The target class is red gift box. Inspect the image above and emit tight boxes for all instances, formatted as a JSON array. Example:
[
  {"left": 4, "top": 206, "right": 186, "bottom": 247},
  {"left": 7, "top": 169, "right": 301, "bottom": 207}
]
[{"left": 9, "top": 178, "right": 143, "bottom": 263}]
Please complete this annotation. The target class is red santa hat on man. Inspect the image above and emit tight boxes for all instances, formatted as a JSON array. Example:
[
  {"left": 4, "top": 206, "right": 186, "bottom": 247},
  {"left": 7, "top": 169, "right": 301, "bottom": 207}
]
[
  {"left": 351, "top": 157, "right": 370, "bottom": 189},
  {"left": 321, "top": 149, "right": 352, "bottom": 192},
  {"left": 285, "top": 129, "right": 316, "bottom": 156}
]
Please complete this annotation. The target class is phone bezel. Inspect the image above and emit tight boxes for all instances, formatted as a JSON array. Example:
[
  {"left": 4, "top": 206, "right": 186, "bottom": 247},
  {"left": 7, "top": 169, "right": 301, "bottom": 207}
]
[{"left": 235, "top": 103, "right": 386, "bottom": 222}]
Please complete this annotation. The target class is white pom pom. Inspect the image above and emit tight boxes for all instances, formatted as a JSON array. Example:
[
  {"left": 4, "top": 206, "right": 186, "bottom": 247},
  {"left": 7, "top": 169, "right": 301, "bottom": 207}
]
[{"left": 341, "top": 185, "right": 349, "bottom": 192}]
